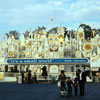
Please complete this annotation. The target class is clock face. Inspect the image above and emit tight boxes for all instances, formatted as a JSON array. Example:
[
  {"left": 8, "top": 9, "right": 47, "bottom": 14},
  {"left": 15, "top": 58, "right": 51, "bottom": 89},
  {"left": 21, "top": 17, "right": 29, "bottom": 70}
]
[
  {"left": 49, "top": 38, "right": 59, "bottom": 51},
  {"left": 8, "top": 51, "right": 14, "bottom": 57},
  {"left": 50, "top": 65, "right": 58, "bottom": 73}
]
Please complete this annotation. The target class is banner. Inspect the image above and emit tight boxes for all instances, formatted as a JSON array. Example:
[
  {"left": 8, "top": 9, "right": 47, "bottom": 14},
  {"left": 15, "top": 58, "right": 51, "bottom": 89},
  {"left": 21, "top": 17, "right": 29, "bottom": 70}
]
[{"left": 7, "top": 58, "right": 88, "bottom": 64}]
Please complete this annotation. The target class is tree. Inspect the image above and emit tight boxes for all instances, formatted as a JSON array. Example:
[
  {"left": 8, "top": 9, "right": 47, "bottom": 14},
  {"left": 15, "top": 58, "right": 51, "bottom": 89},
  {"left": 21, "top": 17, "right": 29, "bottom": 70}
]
[
  {"left": 79, "top": 24, "right": 92, "bottom": 39},
  {"left": 5, "top": 30, "right": 20, "bottom": 39},
  {"left": 23, "top": 30, "right": 30, "bottom": 39},
  {"left": 48, "top": 27, "right": 58, "bottom": 34},
  {"left": 98, "top": 29, "right": 100, "bottom": 32}
]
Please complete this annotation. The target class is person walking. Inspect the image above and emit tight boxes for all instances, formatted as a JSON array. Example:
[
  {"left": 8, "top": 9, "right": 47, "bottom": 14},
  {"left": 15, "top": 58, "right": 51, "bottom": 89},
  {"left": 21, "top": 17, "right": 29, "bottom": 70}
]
[{"left": 76, "top": 69, "right": 86, "bottom": 96}]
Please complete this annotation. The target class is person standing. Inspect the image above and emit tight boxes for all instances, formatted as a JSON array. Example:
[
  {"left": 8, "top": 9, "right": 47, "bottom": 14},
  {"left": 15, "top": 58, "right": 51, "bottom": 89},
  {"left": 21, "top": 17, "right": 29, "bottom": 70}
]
[
  {"left": 28, "top": 70, "right": 31, "bottom": 84},
  {"left": 18, "top": 74, "right": 22, "bottom": 84},
  {"left": 67, "top": 77, "right": 73, "bottom": 97},
  {"left": 76, "top": 69, "right": 86, "bottom": 96},
  {"left": 33, "top": 72, "right": 37, "bottom": 83},
  {"left": 41, "top": 66, "right": 48, "bottom": 79},
  {"left": 21, "top": 71, "right": 24, "bottom": 83},
  {"left": 58, "top": 70, "right": 67, "bottom": 95},
  {"left": 73, "top": 77, "right": 78, "bottom": 96}
]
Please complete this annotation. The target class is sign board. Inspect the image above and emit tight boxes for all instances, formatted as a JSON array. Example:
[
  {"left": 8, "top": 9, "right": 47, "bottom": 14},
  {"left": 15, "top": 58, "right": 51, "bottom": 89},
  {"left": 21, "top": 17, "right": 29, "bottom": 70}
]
[{"left": 7, "top": 58, "right": 88, "bottom": 64}]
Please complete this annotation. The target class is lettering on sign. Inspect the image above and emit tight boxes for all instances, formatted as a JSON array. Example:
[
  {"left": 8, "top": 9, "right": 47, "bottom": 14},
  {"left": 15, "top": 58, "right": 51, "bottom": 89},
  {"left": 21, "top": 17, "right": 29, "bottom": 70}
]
[{"left": 7, "top": 59, "right": 88, "bottom": 64}]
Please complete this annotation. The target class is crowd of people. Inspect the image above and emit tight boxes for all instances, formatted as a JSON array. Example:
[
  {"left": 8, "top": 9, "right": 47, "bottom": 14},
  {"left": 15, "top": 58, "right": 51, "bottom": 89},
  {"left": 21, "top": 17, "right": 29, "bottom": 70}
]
[
  {"left": 58, "top": 69, "right": 86, "bottom": 97},
  {"left": 18, "top": 71, "right": 37, "bottom": 84},
  {"left": 17, "top": 68, "right": 100, "bottom": 97}
]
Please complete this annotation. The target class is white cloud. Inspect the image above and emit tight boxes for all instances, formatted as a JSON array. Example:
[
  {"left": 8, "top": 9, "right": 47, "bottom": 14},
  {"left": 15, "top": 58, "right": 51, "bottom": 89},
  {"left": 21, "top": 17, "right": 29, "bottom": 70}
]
[{"left": 0, "top": 0, "right": 100, "bottom": 34}]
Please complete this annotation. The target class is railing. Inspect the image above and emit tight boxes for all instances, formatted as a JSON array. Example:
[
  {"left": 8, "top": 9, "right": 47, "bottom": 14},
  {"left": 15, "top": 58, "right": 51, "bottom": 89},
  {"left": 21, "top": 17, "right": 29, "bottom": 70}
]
[
  {"left": 36, "top": 73, "right": 59, "bottom": 81},
  {"left": 36, "top": 72, "right": 76, "bottom": 81},
  {"left": 3, "top": 72, "right": 76, "bottom": 83}
]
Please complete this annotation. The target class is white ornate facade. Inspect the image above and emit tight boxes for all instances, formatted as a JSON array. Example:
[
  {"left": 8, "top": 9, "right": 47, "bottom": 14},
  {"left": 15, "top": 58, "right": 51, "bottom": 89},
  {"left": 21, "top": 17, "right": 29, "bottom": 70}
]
[{"left": 0, "top": 26, "right": 100, "bottom": 77}]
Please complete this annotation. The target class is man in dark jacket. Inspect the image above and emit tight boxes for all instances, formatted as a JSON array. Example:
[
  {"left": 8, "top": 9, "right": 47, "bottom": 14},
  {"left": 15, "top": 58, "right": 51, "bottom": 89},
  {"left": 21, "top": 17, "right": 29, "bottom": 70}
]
[{"left": 76, "top": 69, "right": 86, "bottom": 96}]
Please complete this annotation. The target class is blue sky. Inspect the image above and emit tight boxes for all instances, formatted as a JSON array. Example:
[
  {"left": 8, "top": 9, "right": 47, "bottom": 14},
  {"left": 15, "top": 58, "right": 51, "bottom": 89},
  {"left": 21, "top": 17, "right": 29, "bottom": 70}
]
[{"left": 0, "top": 0, "right": 100, "bottom": 42}]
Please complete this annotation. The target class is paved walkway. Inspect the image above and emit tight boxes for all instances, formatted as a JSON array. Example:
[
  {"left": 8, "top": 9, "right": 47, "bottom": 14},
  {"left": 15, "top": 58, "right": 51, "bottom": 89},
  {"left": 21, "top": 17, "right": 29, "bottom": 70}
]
[{"left": 0, "top": 83, "right": 100, "bottom": 100}]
